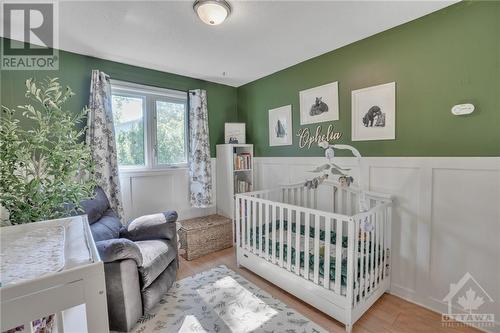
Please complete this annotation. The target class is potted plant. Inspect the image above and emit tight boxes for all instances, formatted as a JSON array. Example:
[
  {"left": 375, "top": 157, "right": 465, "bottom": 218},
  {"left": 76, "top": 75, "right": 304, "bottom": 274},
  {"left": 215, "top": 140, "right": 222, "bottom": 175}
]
[
  {"left": 0, "top": 77, "right": 95, "bottom": 225},
  {"left": 0, "top": 78, "right": 96, "bottom": 331}
]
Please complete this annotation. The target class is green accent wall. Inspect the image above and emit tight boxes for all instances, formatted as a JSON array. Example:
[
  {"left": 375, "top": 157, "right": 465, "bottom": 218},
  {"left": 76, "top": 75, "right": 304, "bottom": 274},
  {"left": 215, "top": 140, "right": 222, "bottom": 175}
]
[
  {"left": 0, "top": 40, "right": 237, "bottom": 157},
  {"left": 237, "top": 1, "right": 500, "bottom": 157}
]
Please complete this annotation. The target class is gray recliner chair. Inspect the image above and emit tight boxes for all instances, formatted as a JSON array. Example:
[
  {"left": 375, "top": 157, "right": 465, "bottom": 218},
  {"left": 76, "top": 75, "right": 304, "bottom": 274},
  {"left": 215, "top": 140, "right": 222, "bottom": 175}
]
[{"left": 80, "top": 187, "right": 178, "bottom": 332}]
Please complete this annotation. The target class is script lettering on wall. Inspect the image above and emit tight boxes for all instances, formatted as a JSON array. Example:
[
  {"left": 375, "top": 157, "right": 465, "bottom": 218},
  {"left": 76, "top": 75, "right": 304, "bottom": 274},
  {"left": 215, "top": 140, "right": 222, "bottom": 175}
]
[{"left": 297, "top": 124, "right": 342, "bottom": 149}]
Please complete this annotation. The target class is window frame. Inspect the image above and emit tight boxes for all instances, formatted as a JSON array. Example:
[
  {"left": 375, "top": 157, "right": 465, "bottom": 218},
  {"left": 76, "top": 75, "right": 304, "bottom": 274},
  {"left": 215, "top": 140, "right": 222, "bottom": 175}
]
[{"left": 110, "top": 79, "right": 189, "bottom": 172}]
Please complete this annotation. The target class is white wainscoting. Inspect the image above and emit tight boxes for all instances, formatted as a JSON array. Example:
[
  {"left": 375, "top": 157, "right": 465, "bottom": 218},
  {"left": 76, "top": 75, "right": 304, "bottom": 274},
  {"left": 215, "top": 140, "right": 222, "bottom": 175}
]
[
  {"left": 254, "top": 156, "right": 500, "bottom": 331},
  {"left": 119, "top": 158, "right": 216, "bottom": 222}
]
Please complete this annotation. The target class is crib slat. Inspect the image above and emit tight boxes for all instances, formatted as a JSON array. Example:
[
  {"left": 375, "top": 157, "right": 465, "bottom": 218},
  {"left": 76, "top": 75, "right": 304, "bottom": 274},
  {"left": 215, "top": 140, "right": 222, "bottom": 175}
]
[
  {"left": 374, "top": 209, "right": 380, "bottom": 286},
  {"left": 346, "top": 220, "right": 355, "bottom": 304},
  {"left": 265, "top": 203, "right": 270, "bottom": 260},
  {"left": 279, "top": 206, "right": 284, "bottom": 267},
  {"left": 287, "top": 207, "right": 292, "bottom": 271},
  {"left": 334, "top": 219, "right": 343, "bottom": 294},
  {"left": 370, "top": 214, "right": 375, "bottom": 290},
  {"left": 313, "top": 189, "right": 318, "bottom": 209},
  {"left": 381, "top": 207, "right": 387, "bottom": 280},
  {"left": 359, "top": 218, "right": 365, "bottom": 299},
  {"left": 295, "top": 211, "right": 301, "bottom": 275},
  {"left": 300, "top": 187, "right": 304, "bottom": 206},
  {"left": 235, "top": 197, "right": 241, "bottom": 248},
  {"left": 252, "top": 200, "right": 257, "bottom": 253},
  {"left": 306, "top": 188, "right": 311, "bottom": 208},
  {"left": 323, "top": 218, "right": 331, "bottom": 289},
  {"left": 258, "top": 201, "right": 263, "bottom": 256},
  {"left": 313, "top": 214, "right": 320, "bottom": 284},
  {"left": 271, "top": 204, "right": 276, "bottom": 264},
  {"left": 353, "top": 218, "right": 360, "bottom": 304},
  {"left": 304, "top": 213, "right": 310, "bottom": 279},
  {"left": 364, "top": 224, "right": 370, "bottom": 298},
  {"left": 246, "top": 199, "right": 251, "bottom": 250},
  {"left": 241, "top": 198, "right": 247, "bottom": 250}
]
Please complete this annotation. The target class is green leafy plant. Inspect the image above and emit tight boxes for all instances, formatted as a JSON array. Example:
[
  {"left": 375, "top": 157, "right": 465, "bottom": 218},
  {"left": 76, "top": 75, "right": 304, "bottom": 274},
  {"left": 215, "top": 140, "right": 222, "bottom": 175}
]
[{"left": 0, "top": 77, "right": 95, "bottom": 225}]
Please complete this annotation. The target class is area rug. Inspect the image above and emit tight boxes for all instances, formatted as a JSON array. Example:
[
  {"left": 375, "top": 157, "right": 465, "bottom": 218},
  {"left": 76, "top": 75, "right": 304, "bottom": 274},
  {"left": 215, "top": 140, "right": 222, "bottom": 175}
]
[{"left": 131, "top": 265, "right": 326, "bottom": 333}]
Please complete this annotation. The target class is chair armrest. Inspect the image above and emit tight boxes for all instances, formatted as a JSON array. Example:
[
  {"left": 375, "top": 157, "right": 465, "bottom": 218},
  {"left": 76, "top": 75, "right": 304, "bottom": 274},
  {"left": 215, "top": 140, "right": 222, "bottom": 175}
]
[
  {"left": 96, "top": 238, "right": 143, "bottom": 266},
  {"left": 120, "top": 211, "right": 178, "bottom": 242}
]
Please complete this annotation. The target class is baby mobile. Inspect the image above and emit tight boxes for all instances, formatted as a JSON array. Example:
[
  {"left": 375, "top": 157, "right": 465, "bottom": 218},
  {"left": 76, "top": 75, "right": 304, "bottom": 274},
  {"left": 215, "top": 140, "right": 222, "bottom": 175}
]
[{"left": 304, "top": 141, "right": 373, "bottom": 231}]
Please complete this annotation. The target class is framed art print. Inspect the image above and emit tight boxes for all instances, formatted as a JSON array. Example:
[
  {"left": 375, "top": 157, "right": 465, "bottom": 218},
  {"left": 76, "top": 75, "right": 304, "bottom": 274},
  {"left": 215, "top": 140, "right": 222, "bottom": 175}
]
[
  {"left": 351, "top": 82, "right": 396, "bottom": 141},
  {"left": 224, "top": 123, "right": 246, "bottom": 144},
  {"left": 299, "top": 81, "right": 339, "bottom": 125},
  {"left": 269, "top": 105, "right": 292, "bottom": 146}
]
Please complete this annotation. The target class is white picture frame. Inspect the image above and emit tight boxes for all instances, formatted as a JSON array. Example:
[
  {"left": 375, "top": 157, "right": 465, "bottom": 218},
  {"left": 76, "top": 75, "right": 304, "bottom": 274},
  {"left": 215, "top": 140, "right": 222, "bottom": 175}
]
[
  {"left": 299, "top": 81, "right": 339, "bottom": 125},
  {"left": 269, "top": 105, "right": 292, "bottom": 146},
  {"left": 224, "top": 123, "right": 246, "bottom": 144},
  {"left": 351, "top": 82, "right": 396, "bottom": 141}
]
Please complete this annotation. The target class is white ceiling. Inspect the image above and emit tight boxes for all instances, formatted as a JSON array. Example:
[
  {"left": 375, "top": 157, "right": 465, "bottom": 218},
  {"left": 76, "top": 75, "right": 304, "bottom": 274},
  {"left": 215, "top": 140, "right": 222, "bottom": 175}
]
[{"left": 39, "top": 1, "right": 457, "bottom": 86}]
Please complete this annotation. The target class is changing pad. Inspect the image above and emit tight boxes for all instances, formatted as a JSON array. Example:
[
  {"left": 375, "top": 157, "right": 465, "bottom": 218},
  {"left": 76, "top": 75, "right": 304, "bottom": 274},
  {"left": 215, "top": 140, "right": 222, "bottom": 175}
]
[
  {"left": 0, "top": 216, "right": 93, "bottom": 287},
  {"left": 1, "top": 224, "right": 66, "bottom": 286}
]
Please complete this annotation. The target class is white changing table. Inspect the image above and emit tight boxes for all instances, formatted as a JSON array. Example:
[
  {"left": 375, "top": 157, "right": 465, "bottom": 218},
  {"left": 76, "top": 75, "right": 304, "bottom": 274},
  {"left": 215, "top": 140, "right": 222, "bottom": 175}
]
[{"left": 0, "top": 215, "right": 109, "bottom": 333}]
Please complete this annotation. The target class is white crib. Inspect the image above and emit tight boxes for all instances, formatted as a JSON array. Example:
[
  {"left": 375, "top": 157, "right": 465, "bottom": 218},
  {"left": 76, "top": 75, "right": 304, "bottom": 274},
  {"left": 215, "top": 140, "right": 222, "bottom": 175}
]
[{"left": 235, "top": 180, "right": 392, "bottom": 332}]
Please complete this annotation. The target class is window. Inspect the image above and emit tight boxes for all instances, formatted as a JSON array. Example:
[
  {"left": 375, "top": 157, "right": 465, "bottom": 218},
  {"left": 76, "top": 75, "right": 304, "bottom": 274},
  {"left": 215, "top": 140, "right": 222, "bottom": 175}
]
[{"left": 111, "top": 80, "right": 188, "bottom": 170}]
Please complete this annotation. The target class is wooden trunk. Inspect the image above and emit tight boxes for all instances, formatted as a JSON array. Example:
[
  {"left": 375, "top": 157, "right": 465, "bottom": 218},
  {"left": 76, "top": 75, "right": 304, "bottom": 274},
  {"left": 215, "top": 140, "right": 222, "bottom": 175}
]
[{"left": 179, "top": 215, "right": 233, "bottom": 260}]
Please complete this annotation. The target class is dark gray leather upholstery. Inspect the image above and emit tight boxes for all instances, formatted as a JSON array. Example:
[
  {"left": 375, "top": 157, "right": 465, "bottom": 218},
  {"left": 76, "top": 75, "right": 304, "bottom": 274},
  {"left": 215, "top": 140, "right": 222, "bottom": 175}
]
[
  {"left": 96, "top": 238, "right": 143, "bottom": 266},
  {"left": 81, "top": 187, "right": 110, "bottom": 224},
  {"left": 90, "top": 209, "right": 122, "bottom": 242},
  {"left": 120, "top": 211, "right": 178, "bottom": 241},
  {"left": 142, "top": 258, "right": 178, "bottom": 313},
  {"left": 83, "top": 187, "right": 178, "bottom": 332},
  {"left": 136, "top": 239, "right": 176, "bottom": 289},
  {"left": 103, "top": 259, "right": 142, "bottom": 332}
]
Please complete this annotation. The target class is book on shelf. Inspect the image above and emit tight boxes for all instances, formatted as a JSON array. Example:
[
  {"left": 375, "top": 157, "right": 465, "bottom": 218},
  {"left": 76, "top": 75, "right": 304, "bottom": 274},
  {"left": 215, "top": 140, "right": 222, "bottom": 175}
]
[
  {"left": 234, "top": 179, "right": 253, "bottom": 194},
  {"left": 233, "top": 152, "right": 252, "bottom": 171}
]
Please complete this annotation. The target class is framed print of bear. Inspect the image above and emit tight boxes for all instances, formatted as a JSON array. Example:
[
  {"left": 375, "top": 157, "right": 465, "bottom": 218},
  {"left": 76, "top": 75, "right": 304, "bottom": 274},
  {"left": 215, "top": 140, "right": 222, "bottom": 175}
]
[
  {"left": 299, "top": 81, "right": 339, "bottom": 125},
  {"left": 351, "top": 82, "right": 396, "bottom": 141}
]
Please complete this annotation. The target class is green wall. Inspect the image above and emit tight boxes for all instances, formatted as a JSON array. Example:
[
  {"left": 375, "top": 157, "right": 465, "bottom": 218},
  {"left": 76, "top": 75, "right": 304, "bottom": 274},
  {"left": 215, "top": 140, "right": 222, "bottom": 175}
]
[
  {"left": 0, "top": 41, "right": 237, "bottom": 156},
  {"left": 2, "top": 1, "right": 499, "bottom": 158},
  {"left": 237, "top": 1, "right": 500, "bottom": 157}
]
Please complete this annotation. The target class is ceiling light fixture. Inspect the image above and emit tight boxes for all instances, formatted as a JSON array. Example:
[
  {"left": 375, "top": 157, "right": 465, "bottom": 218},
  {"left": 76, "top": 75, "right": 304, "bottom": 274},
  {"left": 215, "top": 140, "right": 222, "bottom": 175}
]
[{"left": 193, "top": 0, "right": 231, "bottom": 26}]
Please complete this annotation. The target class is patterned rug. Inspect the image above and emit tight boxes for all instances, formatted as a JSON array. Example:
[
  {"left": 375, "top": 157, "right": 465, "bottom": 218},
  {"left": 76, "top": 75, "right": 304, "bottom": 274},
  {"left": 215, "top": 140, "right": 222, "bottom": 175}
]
[{"left": 131, "top": 265, "right": 326, "bottom": 333}]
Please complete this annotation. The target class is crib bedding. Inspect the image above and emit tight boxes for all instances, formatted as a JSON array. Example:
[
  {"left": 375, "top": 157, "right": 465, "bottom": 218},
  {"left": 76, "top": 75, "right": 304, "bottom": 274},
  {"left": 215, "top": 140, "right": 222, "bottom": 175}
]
[{"left": 247, "top": 221, "right": 384, "bottom": 288}]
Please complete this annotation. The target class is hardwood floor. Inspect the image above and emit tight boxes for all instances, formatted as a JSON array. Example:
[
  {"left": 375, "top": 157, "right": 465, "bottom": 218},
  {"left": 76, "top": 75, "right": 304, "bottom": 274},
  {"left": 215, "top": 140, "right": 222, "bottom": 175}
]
[{"left": 177, "top": 246, "right": 481, "bottom": 333}]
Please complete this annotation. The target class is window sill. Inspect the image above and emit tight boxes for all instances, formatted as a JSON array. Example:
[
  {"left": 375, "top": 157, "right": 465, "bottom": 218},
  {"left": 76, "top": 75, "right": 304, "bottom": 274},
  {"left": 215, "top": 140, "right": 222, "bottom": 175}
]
[{"left": 119, "top": 165, "right": 188, "bottom": 177}]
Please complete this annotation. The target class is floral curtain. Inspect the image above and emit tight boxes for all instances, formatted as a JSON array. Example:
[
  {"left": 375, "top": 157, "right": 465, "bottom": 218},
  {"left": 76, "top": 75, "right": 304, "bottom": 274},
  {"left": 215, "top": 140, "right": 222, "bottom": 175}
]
[
  {"left": 188, "top": 89, "right": 213, "bottom": 208},
  {"left": 87, "top": 70, "right": 124, "bottom": 219}
]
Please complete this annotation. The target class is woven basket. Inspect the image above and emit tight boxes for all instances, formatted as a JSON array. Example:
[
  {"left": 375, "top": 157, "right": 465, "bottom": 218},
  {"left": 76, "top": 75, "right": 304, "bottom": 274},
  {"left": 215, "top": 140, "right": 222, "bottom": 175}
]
[{"left": 179, "top": 215, "right": 233, "bottom": 260}]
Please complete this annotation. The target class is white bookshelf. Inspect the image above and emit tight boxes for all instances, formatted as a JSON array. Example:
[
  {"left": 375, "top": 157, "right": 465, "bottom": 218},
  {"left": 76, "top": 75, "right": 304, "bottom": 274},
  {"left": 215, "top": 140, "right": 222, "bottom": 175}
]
[{"left": 216, "top": 144, "right": 254, "bottom": 219}]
